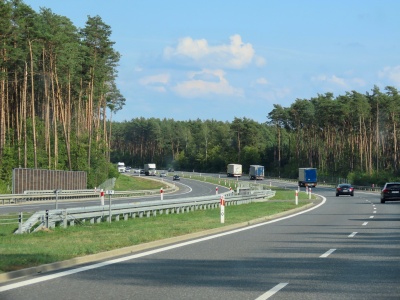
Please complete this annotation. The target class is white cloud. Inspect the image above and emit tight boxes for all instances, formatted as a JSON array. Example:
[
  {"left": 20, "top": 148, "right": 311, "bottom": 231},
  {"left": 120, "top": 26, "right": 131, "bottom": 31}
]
[
  {"left": 312, "top": 74, "right": 346, "bottom": 87},
  {"left": 255, "top": 77, "right": 269, "bottom": 85},
  {"left": 172, "top": 69, "right": 243, "bottom": 98},
  {"left": 379, "top": 66, "right": 400, "bottom": 84},
  {"left": 139, "top": 73, "right": 170, "bottom": 85},
  {"left": 255, "top": 56, "right": 266, "bottom": 67},
  {"left": 139, "top": 73, "right": 170, "bottom": 93},
  {"left": 311, "top": 74, "right": 366, "bottom": 88},
  {"left": 164, "top": 34, "right": 264, "bottom": 69}
]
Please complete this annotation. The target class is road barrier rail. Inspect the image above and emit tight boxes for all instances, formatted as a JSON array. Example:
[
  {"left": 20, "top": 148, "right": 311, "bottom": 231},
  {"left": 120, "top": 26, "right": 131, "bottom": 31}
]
[
  {"left": 15, "top": 188, "right": 275, "bottom": 234},
  {"left": 0, "top": 186, "right": 177, "bottom": 206}
]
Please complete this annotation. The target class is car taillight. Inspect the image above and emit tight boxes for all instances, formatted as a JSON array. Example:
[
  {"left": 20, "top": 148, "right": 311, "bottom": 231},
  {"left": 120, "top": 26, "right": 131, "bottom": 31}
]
[
  {"left": 382, "top": 189, "right": 389, "bottom": 194},
  {"left": 349, "top": 188, "right": 353, "bottom": 191}
]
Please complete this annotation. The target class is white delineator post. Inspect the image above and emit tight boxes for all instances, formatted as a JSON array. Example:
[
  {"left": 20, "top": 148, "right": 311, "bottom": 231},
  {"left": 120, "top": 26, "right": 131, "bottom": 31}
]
[
  {"left": 100, "top": 189, "right": 104, "bottom": 206},
  {"left": 220, "top": 195, "right": 225, "bottom": 224},
  {"left": 295, "top": 190, "right": 298, "bottom": 205},
  {"left": 216, "top": 187, "right": 218, "bottom": 195},
  {"left": 160, "top": 187, "right": 164, "bottom": 200},
  {"left": 309, "top": 187, "right": 312, "bottom": 199},
  {"left": 306, "top": 186, "right": 309, "bottom": 194}
]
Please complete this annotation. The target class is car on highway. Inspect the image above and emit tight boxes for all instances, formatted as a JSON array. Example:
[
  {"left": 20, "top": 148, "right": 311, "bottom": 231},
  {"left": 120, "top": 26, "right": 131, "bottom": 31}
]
[
  {"left": 336, "top": 183, "right": 354, "bottom": 197},
  {"left": 159, "top": 172, "right": 167, "bottom": 177},
  {"left": 173, "top": 175, "right": 180, "bottom": 181},
  {"left": 380, "top": 182, "right": 400, "bottom": 203}
]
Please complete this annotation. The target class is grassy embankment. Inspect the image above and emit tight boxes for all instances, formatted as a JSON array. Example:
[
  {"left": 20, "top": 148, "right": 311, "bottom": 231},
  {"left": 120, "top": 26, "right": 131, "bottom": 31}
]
[{"left": 0, "top": 174, "right": 316, "bottom": 273}]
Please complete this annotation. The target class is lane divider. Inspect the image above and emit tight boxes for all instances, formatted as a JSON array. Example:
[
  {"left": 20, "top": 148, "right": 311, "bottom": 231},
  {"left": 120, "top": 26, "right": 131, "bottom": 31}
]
[
  {"left": 348, "top": 232, "right": 357, "bottom": 237},
  {"left": 320, "top": 249, "right": 336, "bottom": 258},
  {"left": 255, "top": 283, "right": 288, "bottom": 300}
]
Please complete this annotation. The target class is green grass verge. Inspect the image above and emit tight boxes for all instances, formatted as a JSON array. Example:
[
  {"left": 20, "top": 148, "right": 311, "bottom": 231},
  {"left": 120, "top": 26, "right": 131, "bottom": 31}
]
[
  {"left": 114, "top": 174, "right": 163, "bottom": 190},
  {"left": 0, "top": 175, "right": 317, "bottom": 274}
]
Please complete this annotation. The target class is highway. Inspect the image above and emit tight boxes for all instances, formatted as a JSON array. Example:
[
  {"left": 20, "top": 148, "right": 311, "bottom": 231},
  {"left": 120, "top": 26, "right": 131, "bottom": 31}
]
[
  {"left": 1, "top": 182, "right": 399, "bottom": 299},
  {"left": 0, "top": 174, "right": 230, "bottom": 214}
]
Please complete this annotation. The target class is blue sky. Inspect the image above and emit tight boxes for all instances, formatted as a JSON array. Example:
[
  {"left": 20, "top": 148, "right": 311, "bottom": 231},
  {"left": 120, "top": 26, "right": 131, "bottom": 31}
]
[{"left": 24, "top": 0, "right": 400, "bottom": 123}]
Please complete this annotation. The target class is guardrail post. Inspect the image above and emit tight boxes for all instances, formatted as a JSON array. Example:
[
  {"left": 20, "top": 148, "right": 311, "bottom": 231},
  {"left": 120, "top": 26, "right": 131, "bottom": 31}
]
[
  {"left": 63, "top": 210, "right": 68, "bottom": 228},
  {"left": 18, "top": 212, "right": 23, "bottom": 234},
  {"left": 108, "top": 194, "right": 112, "bottom": 223},
  {"left": 45, "top": 210, "right": 49, "bottom": 228}
]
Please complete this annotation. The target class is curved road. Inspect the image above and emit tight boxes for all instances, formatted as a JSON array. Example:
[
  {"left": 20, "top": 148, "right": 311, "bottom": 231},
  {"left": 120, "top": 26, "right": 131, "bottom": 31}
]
[
  {"left": 1, "top": 183, "right": 399, "bottom": 299},
  {"left": 0, "top": 175, "right": 229, "bottom": 214}
]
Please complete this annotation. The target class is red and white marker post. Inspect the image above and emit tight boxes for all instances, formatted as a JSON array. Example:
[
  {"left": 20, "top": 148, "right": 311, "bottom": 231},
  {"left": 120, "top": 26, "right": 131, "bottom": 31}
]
[
  {"left": 160, "top": 187, "right": 164, "bottom": 200},
  {"left": 220, "top": 195, "right": 225, "bottom": 224},
  {"left": 216, "top": 187, "right": 218, "bottom": 195},
  {"left": 295, "top": 190, "right": 298, "bottom": 205},
  {"left": 100, "top": 189, "right": 105, "bottom": 206}
]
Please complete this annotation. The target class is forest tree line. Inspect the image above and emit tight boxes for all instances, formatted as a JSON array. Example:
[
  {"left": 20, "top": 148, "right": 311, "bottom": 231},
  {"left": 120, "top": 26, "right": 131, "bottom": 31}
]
[
  {"left": 0, "top": 0, "right": 124, "bottom": 191},
  {"left": 1, "top": 1, "right": 400, "bottom": 193},
  {"left": 110, "top": 86, "right": 400, "bottom": 186}
]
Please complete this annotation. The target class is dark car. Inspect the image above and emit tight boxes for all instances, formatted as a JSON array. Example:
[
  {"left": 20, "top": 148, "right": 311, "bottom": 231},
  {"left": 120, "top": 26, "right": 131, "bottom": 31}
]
[
  {"left": 381, "top": 182, "right": 400, "bottom": 203},
  {"left": 336, "top": 183, "right": 354, "bottom": 196},
  {"left": 173, "top": 175, "right": 180, "bottom": 181}
]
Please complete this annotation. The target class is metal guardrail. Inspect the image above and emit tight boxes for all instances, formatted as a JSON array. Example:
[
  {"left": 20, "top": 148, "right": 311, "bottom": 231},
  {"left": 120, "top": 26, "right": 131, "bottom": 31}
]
[
  {"left": 15, "top": 189, "right": 275, "bottom": 234},
  {"left": 0, "top": 186, "right": 177, "bottom": 206}
]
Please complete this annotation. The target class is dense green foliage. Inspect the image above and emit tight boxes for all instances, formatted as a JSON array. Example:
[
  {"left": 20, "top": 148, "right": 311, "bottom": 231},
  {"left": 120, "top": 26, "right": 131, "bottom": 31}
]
[
  {"left": 0, "top": 0, "right": 125, "bottom": 191},
  {"left": 110, "top": 87, "right": 400, "bottom": 186},
  {"left": 1, "top": 1, "right": 399, "bottom": 192}
]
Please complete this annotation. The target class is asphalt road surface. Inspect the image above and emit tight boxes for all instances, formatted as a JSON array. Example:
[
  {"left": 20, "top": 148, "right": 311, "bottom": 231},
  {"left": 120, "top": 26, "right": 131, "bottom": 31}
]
[
  {"left": 0, "top": 175, "right": 229, "bottom": 214},
  {"left": 1, "top": 184, "right": 399, "bottom": 299}
]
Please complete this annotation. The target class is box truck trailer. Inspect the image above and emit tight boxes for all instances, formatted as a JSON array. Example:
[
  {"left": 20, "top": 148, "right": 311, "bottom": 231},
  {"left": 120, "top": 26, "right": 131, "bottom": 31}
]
[
  {"left": 227, "top": 164, "right": 242, "bottom": 177},
  {"left": 298, "top": 168, "right": 317, "bottom": 187},
  {"left": 144, "top": 163, "right": 156, "bottom": 176},
  {"left": 249, "top": 165, "right": 264, "bottom": 180}
]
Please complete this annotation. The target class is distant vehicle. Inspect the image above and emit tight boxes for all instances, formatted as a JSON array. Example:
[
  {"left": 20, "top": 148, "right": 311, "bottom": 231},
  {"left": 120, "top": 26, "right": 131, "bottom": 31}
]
[
  {"left": 381, "top": 182, "right": 400, "bottom": 203},
  {"left": 249, "top": 165, "right": 264, "bottom": 180},
  {"left": 173, "top": 175, "right": 180, "bottom": 181},
  {"left": 168, "top": 168, "right": 175, "bottom": 172},
  {"left": 336, "top": 184, "right": 354, "bottom": 197},
  {"left": 140, "top": 169, "right": 145, "bottom": 174},
  {"left": 298, "top": 168, "right": 317, "bottom": 187},
  {"left": 227, "top": 164, "right": 242, "bottom": 177},
  {"left": 117, "top": 162, "right": 126, "bottom": 173},
  {"left": 160, "top": 172, "right": 167, "bottom": 177},
  {"left": 144, "top": 163, "right": 156, "bottom": 176}
]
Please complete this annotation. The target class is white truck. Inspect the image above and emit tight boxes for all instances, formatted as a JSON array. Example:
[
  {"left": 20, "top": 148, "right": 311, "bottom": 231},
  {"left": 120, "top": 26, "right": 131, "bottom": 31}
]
[
  {"left": 144, "top": 163, "right": 156, "bottom": 176},
  {"left": 117, "top": 162, "right": 126, "bottom": 173},
  {"left": 227, "top": 164, "right": 242, "bottom": 177}
]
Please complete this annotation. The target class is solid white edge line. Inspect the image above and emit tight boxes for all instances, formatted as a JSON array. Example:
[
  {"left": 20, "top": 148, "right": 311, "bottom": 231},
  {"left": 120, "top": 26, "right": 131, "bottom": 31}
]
[
  {"left": 0, "top": 196, "right": 327, "bottom": 293},
  {"left": 320, "top": 249, "right": 336, "bottom": 258},
  {"left": 348, "top": 232, "right": 357, "bottom": 237},
  {"left": 255, "top": 283, "right": 289, "bottom": 300}
]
